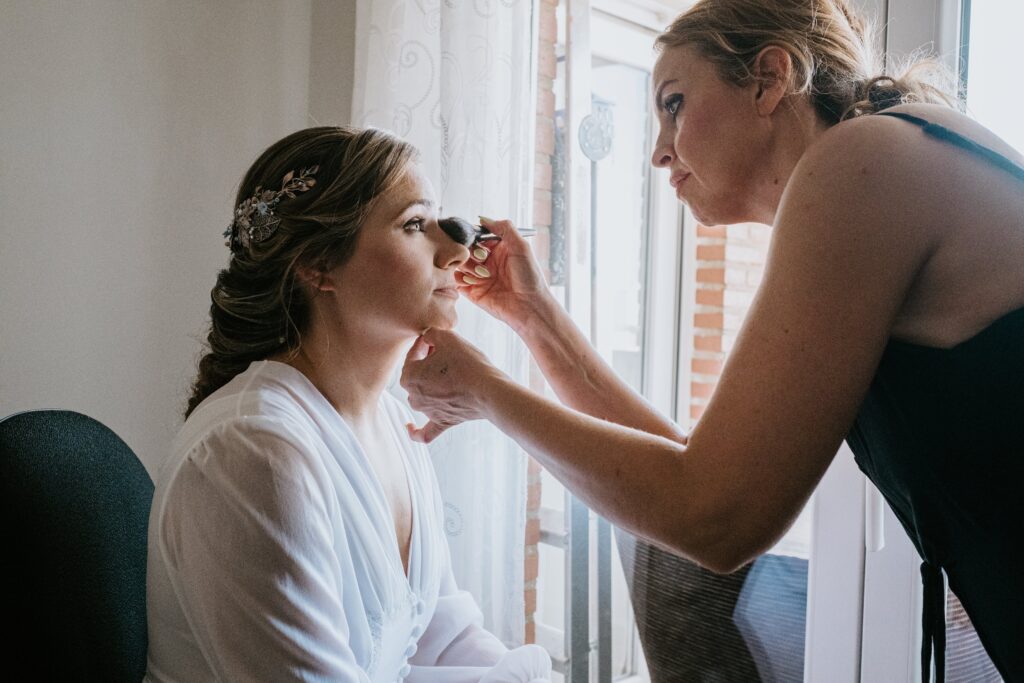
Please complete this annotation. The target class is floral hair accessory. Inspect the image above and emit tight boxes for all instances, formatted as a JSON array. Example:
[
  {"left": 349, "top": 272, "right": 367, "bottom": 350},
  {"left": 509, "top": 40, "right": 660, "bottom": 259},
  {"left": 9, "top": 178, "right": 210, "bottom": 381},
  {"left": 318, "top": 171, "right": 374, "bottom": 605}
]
[{"left": 223, "top": 165, "right": 319, "bottom": 251}]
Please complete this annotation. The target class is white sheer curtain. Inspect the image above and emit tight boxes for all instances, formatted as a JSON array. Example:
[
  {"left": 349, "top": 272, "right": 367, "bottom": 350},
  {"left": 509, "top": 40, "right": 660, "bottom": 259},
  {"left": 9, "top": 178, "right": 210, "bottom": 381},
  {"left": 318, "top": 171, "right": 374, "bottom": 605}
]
[{"left": 352, "top": 0, "right": 536, "bottom": 646}]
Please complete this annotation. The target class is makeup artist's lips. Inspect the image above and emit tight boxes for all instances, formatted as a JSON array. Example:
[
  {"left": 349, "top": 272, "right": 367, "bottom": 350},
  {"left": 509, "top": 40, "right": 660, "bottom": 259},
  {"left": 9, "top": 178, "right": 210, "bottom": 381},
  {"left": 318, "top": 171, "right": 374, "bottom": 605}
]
[
  {"left": 670, "top": 172, "right": 691, "bottom": 188},
  {"left": 433, "top": 286, "right": 459, "bottom": 299}
]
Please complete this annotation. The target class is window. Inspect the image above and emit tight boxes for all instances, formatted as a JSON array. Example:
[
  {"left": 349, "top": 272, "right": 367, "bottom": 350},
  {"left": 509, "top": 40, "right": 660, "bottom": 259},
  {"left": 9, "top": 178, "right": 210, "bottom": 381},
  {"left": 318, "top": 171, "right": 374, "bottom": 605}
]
[{"left": 533, "top": 2, "right": 681, "bottom": 681}]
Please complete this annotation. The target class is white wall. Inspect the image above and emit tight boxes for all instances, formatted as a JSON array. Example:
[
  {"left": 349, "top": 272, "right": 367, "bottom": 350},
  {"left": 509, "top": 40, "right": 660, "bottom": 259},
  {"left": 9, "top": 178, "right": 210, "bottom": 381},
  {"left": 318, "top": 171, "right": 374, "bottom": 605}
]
[{"left": 0, "top": 0, "right": 357, "bottom": 477}]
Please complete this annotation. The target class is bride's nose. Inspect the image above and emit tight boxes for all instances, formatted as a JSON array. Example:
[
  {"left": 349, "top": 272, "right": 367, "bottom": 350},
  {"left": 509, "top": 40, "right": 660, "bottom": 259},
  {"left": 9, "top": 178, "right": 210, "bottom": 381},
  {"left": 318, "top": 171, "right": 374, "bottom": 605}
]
[{"left": 435, "top": 232, "right": 470, "bottom": 269}]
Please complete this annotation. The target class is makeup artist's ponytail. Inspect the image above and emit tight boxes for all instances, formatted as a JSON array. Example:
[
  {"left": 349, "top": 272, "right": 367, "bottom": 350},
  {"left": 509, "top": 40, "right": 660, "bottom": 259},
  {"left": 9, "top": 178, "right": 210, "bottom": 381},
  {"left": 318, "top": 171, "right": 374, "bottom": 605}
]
[
  {"left": 185, "top": 127, "right": 416, "bottom": 418},
  {"left": 656, "top": 0, "right": 957, "bottom": 125}
]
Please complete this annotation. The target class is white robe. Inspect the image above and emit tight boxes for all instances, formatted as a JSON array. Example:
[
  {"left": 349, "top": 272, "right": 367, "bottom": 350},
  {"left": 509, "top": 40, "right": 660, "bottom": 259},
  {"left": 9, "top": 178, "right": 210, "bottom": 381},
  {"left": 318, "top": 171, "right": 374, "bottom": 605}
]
[{"left": 145, "top": 360, "right": 551, "bottom": 683}]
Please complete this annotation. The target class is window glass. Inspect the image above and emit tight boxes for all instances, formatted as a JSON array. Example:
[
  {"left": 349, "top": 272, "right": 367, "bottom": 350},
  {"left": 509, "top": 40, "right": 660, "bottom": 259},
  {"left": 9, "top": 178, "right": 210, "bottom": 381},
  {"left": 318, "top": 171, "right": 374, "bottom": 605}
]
[{"left": 964, "top": 1, "right": 1024, "bottom": 152}]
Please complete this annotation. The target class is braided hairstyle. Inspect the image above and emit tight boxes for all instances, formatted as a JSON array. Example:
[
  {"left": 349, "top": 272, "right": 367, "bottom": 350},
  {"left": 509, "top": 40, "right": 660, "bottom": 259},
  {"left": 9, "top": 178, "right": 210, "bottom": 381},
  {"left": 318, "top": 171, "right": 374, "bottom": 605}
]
[
  {"left": 185, "top": 126, "right": 417, "bottom": 417},
  {"left": 656, "top": 0, "right": 957, "bottom": 125}
]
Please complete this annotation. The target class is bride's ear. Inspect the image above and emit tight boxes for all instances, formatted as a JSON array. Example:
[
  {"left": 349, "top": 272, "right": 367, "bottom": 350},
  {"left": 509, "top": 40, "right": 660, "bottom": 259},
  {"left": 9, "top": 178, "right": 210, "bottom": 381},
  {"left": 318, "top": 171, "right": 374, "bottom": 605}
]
[{"left": 294, "top": 263, "right": 335, "bottom": 294}]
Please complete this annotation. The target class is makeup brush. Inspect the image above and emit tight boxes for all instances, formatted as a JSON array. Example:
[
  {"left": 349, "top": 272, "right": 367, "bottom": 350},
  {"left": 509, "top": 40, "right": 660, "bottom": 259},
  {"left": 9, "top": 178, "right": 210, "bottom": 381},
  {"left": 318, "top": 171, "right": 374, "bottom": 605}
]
[{"left": 437, "top": 216, "right": 537, "bottom": 247}]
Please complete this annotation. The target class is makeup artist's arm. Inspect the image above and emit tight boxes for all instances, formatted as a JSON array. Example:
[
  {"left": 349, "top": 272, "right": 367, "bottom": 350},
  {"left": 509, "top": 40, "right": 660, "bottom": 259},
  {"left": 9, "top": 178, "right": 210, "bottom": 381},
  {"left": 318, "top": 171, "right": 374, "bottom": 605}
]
[
  {"left": 408, "top": 127, "right": 933, "bottom": 571},
  {"left": 458, "top": 219, "right": 686, "bottom": 444}
]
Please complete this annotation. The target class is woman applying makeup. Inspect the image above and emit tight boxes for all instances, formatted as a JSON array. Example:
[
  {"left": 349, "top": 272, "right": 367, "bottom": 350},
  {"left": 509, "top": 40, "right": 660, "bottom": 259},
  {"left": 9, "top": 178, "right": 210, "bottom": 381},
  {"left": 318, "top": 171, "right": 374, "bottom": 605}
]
[{"left": 401, "top": 1, "right": 1024, "bottom": 679}]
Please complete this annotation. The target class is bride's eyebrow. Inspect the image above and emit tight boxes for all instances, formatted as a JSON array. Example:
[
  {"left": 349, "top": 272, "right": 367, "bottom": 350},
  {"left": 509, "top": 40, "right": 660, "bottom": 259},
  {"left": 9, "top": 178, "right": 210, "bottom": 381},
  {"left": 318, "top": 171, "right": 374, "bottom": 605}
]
[{"left": 393, "top": 198, "right": 436, "bottom": 219}]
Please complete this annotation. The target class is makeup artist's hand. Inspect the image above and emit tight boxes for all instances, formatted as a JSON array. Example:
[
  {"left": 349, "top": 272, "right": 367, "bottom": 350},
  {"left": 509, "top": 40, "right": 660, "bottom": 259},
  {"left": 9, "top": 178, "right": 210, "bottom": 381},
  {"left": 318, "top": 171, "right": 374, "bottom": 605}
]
[
  {"left": 401, "top": 328, "right": 508, "bottom": 443},
  {"left": 458, "top": 217, "right": 553, "bottom": 334}
]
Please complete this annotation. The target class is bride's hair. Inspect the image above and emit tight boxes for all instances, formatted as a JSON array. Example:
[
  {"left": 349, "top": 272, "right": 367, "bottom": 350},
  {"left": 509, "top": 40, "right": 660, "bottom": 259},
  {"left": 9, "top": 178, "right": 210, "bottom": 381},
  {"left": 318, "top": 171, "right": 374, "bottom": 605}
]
[
  {"left": 657, "top": 0, "right": 957, "bottom": 124},
  {"left": 185, "top": 126, "right": 417, "bottom": 417}
]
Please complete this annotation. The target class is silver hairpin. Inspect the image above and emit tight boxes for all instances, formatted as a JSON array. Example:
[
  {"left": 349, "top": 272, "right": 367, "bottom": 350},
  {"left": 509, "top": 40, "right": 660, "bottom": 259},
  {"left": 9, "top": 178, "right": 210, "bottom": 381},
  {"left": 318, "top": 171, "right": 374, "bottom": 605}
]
[{"left": 224, "top": 165, "right": 319, "bottom": 251}]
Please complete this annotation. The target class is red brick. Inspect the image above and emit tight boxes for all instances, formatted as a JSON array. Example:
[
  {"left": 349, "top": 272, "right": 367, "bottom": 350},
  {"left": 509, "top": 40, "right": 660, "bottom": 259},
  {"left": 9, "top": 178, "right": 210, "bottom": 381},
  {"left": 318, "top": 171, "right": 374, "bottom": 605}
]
[
  {"left": 524, "top": 548, "right": 539, "bottom": 577},
  {"left": 690, "top": 404, "right": 705, "bottom": 421},
  {"left": 524, "top": 587, "right": 537, "bottom": 615},
  {"left": 696, "top": 244, "right": 726, "bottom": 261},
  {"left": 534, "top": 160, "right": 552, "bottom": 190},
  {"left": 694, "top": 312, "right": 723, "bottom": 330},
  {"left": 536, "top": 119, "right": 555, "bottom": 155},
  {"left": 692, "top": 358, "right": 724, "bottom": 375},
  {"left": 696, "top": 267, "right": 725, "bottom": 284},
  {"left": 528, "top": 456, "right": 543, "bottom": 477},
  {"left": 525, "top": 621, "right": 536, "bottom": 645},
  {"left": 525, "top": 518, "right": 541, "bottom": 546},
  {"left": 538, "top": 43, "right": 556, "bottom": 80},
  {"left": 697, "top": 224, "right": 727, "bottom": 238},
  {"left": 536, "top": 87, "right": 555, "bottom": 118},
  {"left": 533, "top": 194, "right": 552, "bottom": 227},
  {"left": 694, "top": 335, "right": 722, "bottom": 352},
  {"left": 691, "top": 382, "right": 716, "bottom": 399},
  {"left": 526, "top": 484, "right": 541, "bottom": 514},
  {"left": 696, "top": 288, "right": 723, "bottom": 306},
  {"left": 539, "top": 5, "right": 557, "bottom": 43}
]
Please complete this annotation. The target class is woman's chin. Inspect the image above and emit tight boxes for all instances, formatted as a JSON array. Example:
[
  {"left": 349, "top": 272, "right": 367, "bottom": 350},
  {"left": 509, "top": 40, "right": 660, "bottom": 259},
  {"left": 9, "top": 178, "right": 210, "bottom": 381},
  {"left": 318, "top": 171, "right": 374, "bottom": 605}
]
[
  {"left": 438, "top": 312, "right": 458, "bottom": 329},
  {"left": 423, "top": 310, "right": 458, "bottom": 331},
  {"left": 687, "top": 202, "right": 715, "bottom": 227}
]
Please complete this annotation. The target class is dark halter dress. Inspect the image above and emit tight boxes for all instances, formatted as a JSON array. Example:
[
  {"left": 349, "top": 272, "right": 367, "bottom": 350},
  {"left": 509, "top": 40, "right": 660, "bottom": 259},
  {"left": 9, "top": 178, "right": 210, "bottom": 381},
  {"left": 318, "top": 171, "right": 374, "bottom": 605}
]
[{"left": 846, "top": 111, "right": 1024, "bottom": 682}]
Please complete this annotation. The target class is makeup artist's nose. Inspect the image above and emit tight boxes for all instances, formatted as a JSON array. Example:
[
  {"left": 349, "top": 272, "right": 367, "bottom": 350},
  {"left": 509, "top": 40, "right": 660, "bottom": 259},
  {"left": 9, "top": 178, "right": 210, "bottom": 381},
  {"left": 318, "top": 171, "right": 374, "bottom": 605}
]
[{"left": 651, "top": 125, "right": 676, "bottom": 168}]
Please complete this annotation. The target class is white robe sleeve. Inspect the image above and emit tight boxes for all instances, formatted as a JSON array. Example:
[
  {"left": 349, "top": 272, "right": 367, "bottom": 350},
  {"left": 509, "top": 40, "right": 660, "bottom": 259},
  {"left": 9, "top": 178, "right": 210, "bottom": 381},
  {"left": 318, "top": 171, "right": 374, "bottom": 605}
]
[
  {"left": 405, "top": 444, "right": 552, "bottom": 683},
  {"left": 406, "top": 555, "right": 551, "bottom": 682},
  {"left": 158, "top": 417, "right": 371, "bottom": 683}
]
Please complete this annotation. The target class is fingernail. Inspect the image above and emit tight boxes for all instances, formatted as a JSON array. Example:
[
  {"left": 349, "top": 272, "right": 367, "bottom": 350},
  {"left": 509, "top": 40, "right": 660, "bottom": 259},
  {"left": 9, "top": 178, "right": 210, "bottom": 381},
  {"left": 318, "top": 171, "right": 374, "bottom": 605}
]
[
  {"left": 473, "top": 247, "right": 489, "bottom": 260},
  {"left": 474, "top": 265, "right": 491, "bottom": 278},
  {"left": 478, "top": 215, "right": 495, "bottom": 224},
  {"left": 462, "top": 275, "right": 482, "bottom": 285}
]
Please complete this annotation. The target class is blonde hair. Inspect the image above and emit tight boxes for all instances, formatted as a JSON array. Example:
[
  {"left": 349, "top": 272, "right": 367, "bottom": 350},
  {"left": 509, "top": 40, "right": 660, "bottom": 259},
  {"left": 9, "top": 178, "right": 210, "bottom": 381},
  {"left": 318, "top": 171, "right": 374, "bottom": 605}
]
[
  {"left": 185, "top": 126, "right": 417, "bottom": 417},
  {"left": 656, "top": 0, "right": 957, "bottom": 124}
]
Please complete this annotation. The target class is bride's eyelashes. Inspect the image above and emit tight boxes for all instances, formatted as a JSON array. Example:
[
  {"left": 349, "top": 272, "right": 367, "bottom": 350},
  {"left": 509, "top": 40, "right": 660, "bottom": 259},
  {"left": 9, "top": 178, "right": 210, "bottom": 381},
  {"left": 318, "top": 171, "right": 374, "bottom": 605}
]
[{"left": 403, "top": 217, "right": 428, "bottom": 233}]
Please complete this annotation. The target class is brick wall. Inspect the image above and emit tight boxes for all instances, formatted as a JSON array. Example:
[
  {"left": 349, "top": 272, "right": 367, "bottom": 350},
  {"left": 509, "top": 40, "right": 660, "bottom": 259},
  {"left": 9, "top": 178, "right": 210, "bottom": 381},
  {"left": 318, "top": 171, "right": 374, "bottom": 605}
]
[
  {"left": 524, "top": 0, "right": 558, "bottom": 646},
  {"left": 690, "top": 222, "right": 771, "bottom": 423}
]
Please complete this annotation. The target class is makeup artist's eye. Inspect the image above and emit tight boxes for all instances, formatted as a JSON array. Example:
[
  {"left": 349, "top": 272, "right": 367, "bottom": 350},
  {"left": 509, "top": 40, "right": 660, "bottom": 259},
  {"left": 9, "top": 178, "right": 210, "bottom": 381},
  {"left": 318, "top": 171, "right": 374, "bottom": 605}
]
[
  {"left": 403, "top": 218, "right": 427, "bottom": 233},
  {"left": 663, "top": 94, "right": 683, "bottom": 117}
]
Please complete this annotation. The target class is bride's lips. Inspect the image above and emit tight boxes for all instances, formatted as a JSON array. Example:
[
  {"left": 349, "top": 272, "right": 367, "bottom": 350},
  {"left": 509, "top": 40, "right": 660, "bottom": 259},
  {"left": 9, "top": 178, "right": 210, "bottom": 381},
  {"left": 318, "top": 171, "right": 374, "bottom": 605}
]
[{"left": 433, "top": 285, "right": 459, "bottom": 299}]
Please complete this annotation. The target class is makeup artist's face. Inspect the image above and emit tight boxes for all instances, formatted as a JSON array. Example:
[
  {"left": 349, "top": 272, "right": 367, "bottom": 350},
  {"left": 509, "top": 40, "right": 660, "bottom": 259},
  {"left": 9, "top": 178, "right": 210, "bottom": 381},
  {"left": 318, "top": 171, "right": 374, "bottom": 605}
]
[
  {"left": 650, "top": 44, "right": 768, "bottom": 226},
  {"left": 328, "top": 163, "right": 469, "bottom": 338}
]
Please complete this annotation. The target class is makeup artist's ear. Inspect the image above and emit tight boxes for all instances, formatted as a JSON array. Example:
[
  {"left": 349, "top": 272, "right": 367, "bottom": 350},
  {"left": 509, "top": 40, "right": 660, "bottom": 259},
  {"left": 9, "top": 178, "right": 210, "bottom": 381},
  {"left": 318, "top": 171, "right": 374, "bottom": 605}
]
[{"left": 751, "top": 46, "right": 792, "bottom": 117}]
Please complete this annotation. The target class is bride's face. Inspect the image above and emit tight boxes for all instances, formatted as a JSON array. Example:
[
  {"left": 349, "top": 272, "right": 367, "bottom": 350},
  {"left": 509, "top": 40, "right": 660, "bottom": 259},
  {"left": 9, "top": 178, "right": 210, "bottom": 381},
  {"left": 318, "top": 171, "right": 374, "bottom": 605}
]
[{"left": 325, "top": 162, "right": 469, "bottom": 338}]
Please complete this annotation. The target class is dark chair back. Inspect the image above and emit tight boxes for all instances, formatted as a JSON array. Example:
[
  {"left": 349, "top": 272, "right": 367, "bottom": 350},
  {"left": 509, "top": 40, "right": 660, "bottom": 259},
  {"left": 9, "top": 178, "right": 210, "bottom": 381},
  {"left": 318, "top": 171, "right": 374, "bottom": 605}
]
[{"left": 0, "top": 410, "right": 154, "bottom": 682}]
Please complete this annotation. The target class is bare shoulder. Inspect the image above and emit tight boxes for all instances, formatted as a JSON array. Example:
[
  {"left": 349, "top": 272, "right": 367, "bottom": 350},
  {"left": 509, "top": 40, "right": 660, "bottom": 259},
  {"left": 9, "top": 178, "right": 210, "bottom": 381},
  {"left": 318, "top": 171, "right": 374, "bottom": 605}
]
[
  {"left": 782, "top": 102, "right": 1024, "bottom": 347},
  {"left": 796, "top": 106, "right": 940, "bottom": 191},
  {"left": 779, "top": 111, "right": 940, "bottom": 253},
  {"left": 781, "top": 105, "right": 1005, "bottom": 251},
  {"left": 796, "top": 103, "right": 1022, "bottom": 199},
  {"left": 888, "top": 102, "right": 1024, "bottom": 164}
]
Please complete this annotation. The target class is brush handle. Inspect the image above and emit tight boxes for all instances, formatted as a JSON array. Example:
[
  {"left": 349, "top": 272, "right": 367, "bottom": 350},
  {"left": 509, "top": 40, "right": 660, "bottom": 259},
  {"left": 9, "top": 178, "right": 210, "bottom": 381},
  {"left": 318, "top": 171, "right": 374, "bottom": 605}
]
[{"left": 475, "top": 226, "right": 538, "bottom": 243}]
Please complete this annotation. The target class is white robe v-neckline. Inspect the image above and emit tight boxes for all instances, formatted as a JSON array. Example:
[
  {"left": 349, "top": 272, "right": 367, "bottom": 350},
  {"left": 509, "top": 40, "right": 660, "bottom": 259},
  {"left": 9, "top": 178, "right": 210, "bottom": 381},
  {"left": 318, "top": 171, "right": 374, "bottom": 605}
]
[{"left": 281, "top": 360, "right": 419, "bottom": 584}]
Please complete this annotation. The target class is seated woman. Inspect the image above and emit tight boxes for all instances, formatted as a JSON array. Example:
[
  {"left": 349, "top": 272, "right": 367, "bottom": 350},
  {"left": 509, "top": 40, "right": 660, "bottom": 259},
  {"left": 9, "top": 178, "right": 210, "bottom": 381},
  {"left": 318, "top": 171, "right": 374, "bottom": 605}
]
[{"left": 144, "top": 126, "right": 551, "bottom": 683}]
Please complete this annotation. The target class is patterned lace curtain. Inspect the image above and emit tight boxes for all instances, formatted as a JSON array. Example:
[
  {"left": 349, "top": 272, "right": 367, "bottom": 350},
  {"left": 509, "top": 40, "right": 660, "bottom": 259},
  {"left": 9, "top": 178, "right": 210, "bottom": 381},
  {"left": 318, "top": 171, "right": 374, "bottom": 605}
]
[{"left": 352, "top": 0, "right": 536, "bottom": 645}]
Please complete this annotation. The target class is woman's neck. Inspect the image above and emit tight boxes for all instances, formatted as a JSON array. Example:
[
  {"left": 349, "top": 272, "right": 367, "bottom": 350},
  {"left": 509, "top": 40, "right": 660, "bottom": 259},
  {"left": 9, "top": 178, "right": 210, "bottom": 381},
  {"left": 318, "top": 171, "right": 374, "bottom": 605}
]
[
  {"left": 274, "top": 325, "right": 411, "bottom": 429},
  {"left": 757, "top": 101, "right": 832, "bottom": 224}
]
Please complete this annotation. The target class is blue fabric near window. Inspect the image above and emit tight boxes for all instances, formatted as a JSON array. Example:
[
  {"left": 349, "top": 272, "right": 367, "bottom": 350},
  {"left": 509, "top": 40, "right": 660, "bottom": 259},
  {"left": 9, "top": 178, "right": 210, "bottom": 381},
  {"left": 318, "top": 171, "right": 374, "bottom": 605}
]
[{"left": 733, "top": 555, "right": 808, "bottom": 683}]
